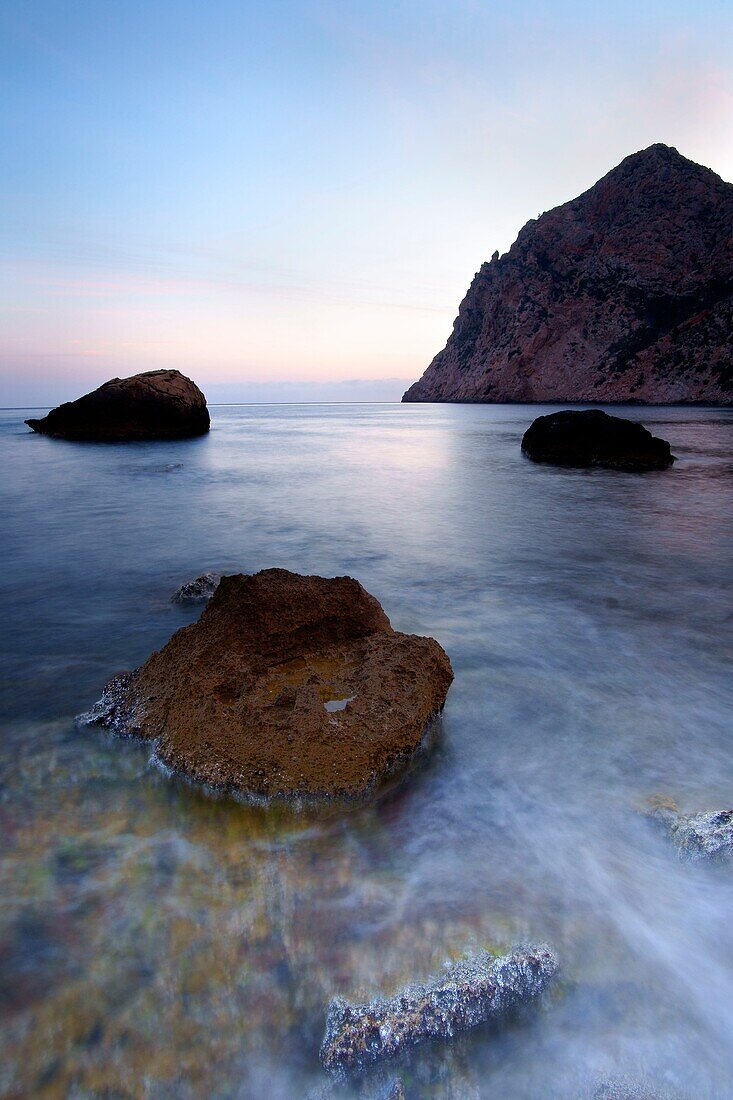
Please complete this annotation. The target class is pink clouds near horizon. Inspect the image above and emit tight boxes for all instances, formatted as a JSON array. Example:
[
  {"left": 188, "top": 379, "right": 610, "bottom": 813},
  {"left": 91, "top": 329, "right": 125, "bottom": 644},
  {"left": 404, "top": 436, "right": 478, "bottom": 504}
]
[{"left": 1, "top": 0, "right": 732, "bottom": 405}]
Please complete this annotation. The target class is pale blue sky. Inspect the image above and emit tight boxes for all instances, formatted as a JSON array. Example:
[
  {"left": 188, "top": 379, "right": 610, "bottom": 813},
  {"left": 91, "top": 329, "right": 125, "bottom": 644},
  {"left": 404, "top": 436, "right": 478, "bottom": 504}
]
[{"left": 1, "top": 0, "right": 732, "bottom": 404}]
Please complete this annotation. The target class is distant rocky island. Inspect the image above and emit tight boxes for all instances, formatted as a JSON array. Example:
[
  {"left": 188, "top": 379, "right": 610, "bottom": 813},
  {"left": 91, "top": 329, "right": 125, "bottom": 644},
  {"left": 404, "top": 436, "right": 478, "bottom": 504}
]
[{"left": 403, "top": 144, "right": 733, "bottom": 404}]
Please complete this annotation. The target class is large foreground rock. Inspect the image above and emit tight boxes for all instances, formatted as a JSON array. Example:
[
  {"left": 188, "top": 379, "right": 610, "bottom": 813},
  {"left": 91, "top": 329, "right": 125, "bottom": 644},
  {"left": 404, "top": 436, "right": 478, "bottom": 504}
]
[
  {"left": 320, "top": 945, "right": 558, "bottom": 1074},
  {"left": 82, "top": 569, "right": 453, "bottom": 799},
  {"left": 647, "top": 801, "right": 733, "bottom": 862},
  {"left": 403, "top": 144, "right": 733, "bottom": 405},
  {"left": 521, "top": 410, "right": 675, "bottom": 471},
  {"left": 26, "top": 369, "right": 210, "bottom": 441}
]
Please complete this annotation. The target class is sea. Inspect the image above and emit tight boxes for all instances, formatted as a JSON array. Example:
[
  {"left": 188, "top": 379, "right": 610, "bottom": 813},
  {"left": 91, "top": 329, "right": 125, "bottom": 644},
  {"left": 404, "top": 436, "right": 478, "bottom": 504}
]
[{"left": 1, "top": 402, "right": 732, "bottom": 1098}]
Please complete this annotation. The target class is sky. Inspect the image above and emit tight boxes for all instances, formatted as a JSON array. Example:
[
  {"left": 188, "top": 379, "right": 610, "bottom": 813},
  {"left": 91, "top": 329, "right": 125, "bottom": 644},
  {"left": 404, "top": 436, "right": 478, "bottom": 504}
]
[{"left": 1, "top": 0, "right": 732, "bottom": 406}]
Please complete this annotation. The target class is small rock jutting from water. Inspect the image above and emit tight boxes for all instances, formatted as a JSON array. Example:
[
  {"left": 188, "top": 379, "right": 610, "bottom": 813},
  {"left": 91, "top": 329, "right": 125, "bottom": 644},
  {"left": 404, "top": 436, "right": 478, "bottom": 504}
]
[
  {"left": 521, "top": 409, "right": 675, "bottom": 471},
  {"left": 25, "top": 369, "right": 210, "bottom": 442},
  {"left": 319, "top": 944, "right": 558, "bottom": 1074},
  {"left": 81, "top": 569, "right": 453, "bottom": 800},
  {"left": 646, "top": 799, "right": 733, "bottom": 862},
  {"left": 171, "top": 572, "right": 220, "bottom": 603}
]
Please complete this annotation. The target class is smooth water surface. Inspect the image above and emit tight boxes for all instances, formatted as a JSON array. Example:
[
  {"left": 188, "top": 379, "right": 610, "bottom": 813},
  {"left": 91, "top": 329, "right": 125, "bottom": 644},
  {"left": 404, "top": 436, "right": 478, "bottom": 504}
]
[{"left": 1, "top": 403, "right": 732, "bottom": 1098}]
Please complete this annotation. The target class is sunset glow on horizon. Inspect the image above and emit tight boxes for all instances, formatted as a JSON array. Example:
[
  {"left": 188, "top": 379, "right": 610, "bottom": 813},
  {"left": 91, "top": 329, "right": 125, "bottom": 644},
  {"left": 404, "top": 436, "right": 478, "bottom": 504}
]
[{"left": 2, "top": 0, "right": 732, "bottom": 405}]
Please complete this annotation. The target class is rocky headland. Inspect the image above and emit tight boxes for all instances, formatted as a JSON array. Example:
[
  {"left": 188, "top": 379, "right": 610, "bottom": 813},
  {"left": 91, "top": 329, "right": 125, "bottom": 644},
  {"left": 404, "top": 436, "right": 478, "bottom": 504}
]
[
  {"left": 403, "top": 144, "right": 733, "bottom": 404},
  {"left": 82, "top": 569, "right": 453, "bottom": 800},
  {"left": 25, "top": 369, "right": 210, "bottom": 441},
  {"left": 521, "top": 410, "right": 675, "bottom": 471}
]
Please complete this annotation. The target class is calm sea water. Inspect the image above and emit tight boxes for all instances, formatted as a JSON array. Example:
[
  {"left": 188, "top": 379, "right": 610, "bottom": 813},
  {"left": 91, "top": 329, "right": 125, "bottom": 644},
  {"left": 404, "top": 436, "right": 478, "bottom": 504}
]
[{"left": 1, "top": 403, "right": 732, "bottom": 1099}]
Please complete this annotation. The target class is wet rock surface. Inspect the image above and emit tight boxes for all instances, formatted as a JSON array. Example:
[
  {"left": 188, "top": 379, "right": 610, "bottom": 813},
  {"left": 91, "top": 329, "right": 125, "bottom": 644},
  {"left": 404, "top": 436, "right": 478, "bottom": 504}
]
[
  {"left": 25, "top": 369, "right": 210, "bottom": 442},
  {"left": 82, "top": 569, "right": 453, "bottom": 799},
  {"left": 403, "top": 144, "right": 733, "bottom": 405},
  {"left": 310, "top": 1075, "right": 407, "bottom": 1100},
  {"left": 647, "top": 801, "right": 733, "bottom": 862},
  {"left": 320, "top": 944, "right": 558, "bottom": 1074},
  {"left": 590, "top": 1075, "right": 681, "bottom": 1100},
  {"left": 521, "top": 410, "right": 675, "bottom": 471},
  {"left": 171, "top": 572, "right": 220, "bottom": 603}
]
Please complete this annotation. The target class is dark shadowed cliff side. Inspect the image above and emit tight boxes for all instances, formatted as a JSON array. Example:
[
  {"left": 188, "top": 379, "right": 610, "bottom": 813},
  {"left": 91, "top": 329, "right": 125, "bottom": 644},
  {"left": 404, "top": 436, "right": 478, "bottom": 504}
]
[{"left": 403, "top": 145, "right": 733, "bottom": 404}]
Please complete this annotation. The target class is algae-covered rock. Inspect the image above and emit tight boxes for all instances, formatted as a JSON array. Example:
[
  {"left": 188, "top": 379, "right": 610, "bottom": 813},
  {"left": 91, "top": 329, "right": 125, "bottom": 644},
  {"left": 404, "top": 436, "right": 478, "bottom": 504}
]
[
  {"left": 647, "top": 800, "right": 733, "bottom": 862},
  {"left": 171, "top": 572, "right": 220, "bottom": 604},
  {"left": 320, "top": 944, "right": 558, "bottom": 1073}
]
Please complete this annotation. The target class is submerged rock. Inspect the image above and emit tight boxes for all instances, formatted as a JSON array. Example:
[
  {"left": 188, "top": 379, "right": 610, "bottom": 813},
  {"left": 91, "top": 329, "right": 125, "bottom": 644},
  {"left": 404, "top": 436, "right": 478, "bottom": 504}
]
[
  {"left": 82, "top": 569, "right": 453, "bottom": 800},
  {"left": 319, "top": 944, "right": 558, "bottom": 1074},
  {"left": 521, "top": 410, "right": 675, "bottom": 471},
  {"left": 171, "top": 573, "right": 220, "bottom": 603},
  {"left": 25, "top": 369, "right": 210, "bottom": 442},
  {"left": 647, "top": 800, "right": 733, "bottom": 862},
  {"left": 309, "top": 1074, "right": 406, "bottom": 1100},
  {"left": 591, "top": 1076, "right": 680, "bottom": 1100}
]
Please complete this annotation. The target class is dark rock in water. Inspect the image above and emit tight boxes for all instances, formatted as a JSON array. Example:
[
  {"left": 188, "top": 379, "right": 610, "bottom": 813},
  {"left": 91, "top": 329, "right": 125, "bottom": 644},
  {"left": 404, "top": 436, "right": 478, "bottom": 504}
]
[
  {"left": 171, "top": 573, "right": 220, "bottom": 604},
  {"left": 25, "top": 369, "right": 210, "bottom": 442},
  {"left": 81, "top": 569, "right": 453, "bottom": 800},
  {"left": 319, "top": 944, "right": 558, "bottom": 1074},
  {"left": 403, "top": 144, "right": 733, "bottom": 405},
  {"left": 647, "top": 800, "right": 733, "bottom": 862},
  {"left": 521, "top": 410, "right": 675, "bottom": 471}
]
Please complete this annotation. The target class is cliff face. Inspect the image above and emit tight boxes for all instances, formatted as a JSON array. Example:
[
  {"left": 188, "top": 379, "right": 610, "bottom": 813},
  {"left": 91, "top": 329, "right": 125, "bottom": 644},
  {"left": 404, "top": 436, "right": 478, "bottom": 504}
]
[{"left": 403, "top": 145, "right": 733, "bottom": 404}]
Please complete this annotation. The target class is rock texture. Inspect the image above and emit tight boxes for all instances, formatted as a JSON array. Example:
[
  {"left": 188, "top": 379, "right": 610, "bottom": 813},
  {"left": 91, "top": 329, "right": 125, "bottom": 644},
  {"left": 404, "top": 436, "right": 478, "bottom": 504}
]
[
  {"left": 403, "top": 144, "right": 733, "bottom": 404},
  {"left": 26, "top": 369, "right": 210, "bottom": 441},
  {"left": 521, "top": 410, "right": 675, "bottom": 471},
  {"left": 320, "top": 945, "right": 558, "bottom": 1074},
  {"left": 82, "top": 569, "right": 453, "bottom": 799},
  {"left": 171, "top": 573, "right": 220, "bottom": 604},
  {"left": 591, "top": 1077, "right": 679, "bottom": 1100},
  {"left": 647, "top": 801, "right": 733, "bottom": 862},
  {"left": 309, "top": 1075, "right": 406, "bottom": 1100}
]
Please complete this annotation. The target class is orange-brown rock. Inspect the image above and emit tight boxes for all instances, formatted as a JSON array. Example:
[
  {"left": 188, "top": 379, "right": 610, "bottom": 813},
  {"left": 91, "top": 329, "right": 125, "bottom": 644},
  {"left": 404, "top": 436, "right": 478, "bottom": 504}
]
[
  {"left": 26, "top": 369, "right": 209, "bottom": 441},
  {"left": 83, "top": 569, "right": 453, "bottom": 799}
]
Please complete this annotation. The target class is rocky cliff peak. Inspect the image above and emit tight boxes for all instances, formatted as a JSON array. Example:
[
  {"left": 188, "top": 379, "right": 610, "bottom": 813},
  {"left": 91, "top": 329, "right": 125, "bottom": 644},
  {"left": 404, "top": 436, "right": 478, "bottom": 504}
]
[{"left": 403, "top": 145, "right": 733, "bottom": 404}]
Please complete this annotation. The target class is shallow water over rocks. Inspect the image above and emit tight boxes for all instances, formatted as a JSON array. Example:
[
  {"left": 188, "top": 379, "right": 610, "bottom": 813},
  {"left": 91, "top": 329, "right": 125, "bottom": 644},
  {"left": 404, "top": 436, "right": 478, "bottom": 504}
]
[{"left": 1, "top": 403, "right": 732, "bottom": 1097}]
